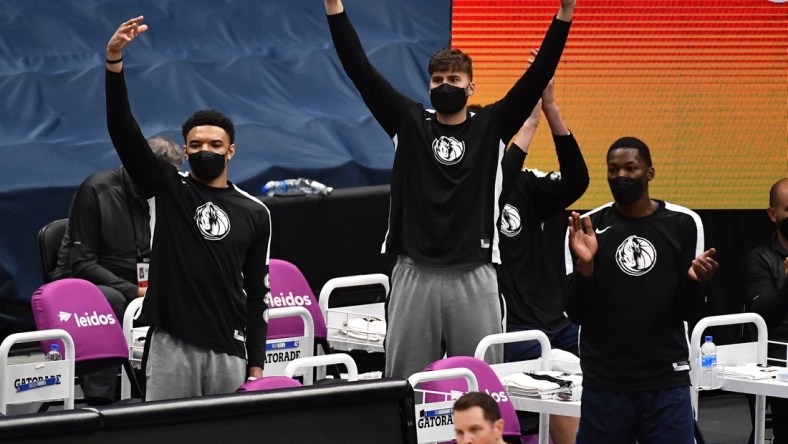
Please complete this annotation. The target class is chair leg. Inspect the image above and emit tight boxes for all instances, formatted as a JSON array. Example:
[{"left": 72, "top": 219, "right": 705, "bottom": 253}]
[
  {"left": 694, "top": 419, "right": 706, "bottom": 444},
  {"left": 122, "top": 360, "right": 144, "bottom": 400}
]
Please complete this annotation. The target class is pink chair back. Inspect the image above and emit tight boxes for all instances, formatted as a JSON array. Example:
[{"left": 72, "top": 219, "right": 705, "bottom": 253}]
[
  {"left": 267, "top": 259, "right": 327, "bottom": 340},
  {"left": 422, "top": 356, "right": 522, "bottom": 441},
  {"left": 236, "top": 376, "right": 302, "bottom": 392},
  {"left": 31, "top": 278, "right": 128, "bottom": 362}
]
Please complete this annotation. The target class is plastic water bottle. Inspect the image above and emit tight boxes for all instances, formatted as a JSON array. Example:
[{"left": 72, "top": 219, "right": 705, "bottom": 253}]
[
  {"left": 45, "top": 343, "right": 62, "bottom": 361},
  {"left": 699, "top": 335, "right": 717, "bottom": 389},
  {"left": 261, "top": 178, "right": 333, "bottom": 196}
]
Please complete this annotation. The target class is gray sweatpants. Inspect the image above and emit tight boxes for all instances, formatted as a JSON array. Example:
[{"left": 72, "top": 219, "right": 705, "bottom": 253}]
[
  {"left": 384, "top": 256, "right": 503, "bottom": 379},
  {"left": 145, "top": 329, "right": 246, "bottom": 401}
]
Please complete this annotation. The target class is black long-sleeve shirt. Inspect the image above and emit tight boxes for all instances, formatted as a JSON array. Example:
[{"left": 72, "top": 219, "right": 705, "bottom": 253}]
[
  {"left": 497, "top": 133, "right": 588, "bottom": 328},
  {"left": 54, "top": 167, "right": 151, "bottom": 302},
  {"left": 745, "top": 236, "right": 788, "bottom": 343},
  {"left": 328, "top": 11, "right": 571, "bottom": 267},
  {"left": 105, "top": 69, "right": 271, "bottom": 368},
  {"left": 564, "top": 201, "right": 705, "bottom": 391}
]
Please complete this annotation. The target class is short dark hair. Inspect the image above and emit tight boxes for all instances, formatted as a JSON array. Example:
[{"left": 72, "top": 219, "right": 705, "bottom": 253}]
[
  {"left": 453, "top": 392, "right": 500, "bottom": 424},
  {"left": 147, "top": 136, "right": 184, "bottom": 169},
  {"left": 769, "top": 178, "right": 788, "bottom": 208},
  {"left": 607, "top": 136, "right": 652, "bottom": 167},
  {"left": 428, "top": 48, "right": 473, "bottom": 80},
  {"left": 181, "top": 109, "right": 235, "bottom": 144}
]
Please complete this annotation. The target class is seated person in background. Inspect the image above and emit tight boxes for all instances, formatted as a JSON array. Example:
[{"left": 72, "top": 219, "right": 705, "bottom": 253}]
[
  {"left": 453, "top": 391, "right": 506, "bottom": 444},
  {"left": 744, "top": 177, "right": 788, "bottom": 444},
  {"left": 53, "top": 135, "right": 183, "bottom": 405},
  {"left": 498, "top": 71, "right": 587, "bottom": 444}
]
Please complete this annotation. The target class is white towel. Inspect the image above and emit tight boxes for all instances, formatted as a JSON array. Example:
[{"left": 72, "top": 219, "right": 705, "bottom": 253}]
[
  {"left": 340, "top": 316, "right": 386, "bottom": 342},
  {"left": 724, "top": 363, "right": 783, "bottom": 380},
  {"left": 501, "top": 373, "right": 562, "bottom": 398}
]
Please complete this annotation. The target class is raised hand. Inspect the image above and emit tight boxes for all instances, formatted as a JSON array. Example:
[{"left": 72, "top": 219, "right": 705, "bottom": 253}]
[
  {"left": 688, "top": 248, "right": 719, "bottom": 283},
  {"left": 106, "top": 16, "right": 148, "bottom": 62},
  {"left": 568, "top": 211, "right": 597, "bottom": 276},
  {"left": 557, "top": 0, "right": 575, "bottom": 22},
  {"left": 324, "top": 0, "right": 344, "bottom": 15}
]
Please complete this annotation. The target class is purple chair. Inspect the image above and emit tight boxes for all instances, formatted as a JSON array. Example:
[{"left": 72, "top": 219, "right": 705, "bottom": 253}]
[
  {"left": 267, "top": 259, "right": 327, "bottom": 342},
  {"left": 30, "top": 278, "right": 142, "bottom": 399},
  {"left": 421, "top": 356, "right": 526, "bottom": 444},
  {"left": 236, "top": 376, "right": 302, "bottom": 393}
]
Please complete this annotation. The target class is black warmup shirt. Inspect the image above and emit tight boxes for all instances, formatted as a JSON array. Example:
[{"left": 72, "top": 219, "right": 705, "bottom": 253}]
[
  {"left": 328, "top": 11, "right": 571, "bottom": 267},
  {"left": 565, "top": 201, "right": 705, "bottom": 391},
  {"left": 106, "top": 69, "right": 271, "bottom": 368},
  {"left": 497, "top": 134, "right": 588, "bottom": 329}
]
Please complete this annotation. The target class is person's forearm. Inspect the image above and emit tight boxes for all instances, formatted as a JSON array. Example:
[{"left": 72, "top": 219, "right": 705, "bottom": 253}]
[
  {"left": 105, "top": 70, "right": 160, "bottom": 197},
  {"left": 543, "top": 102, "right": 569, "bottom": 136},
  {"left": 554, "top": 133, "right": 589, "bottom": 200},
  {"left": 106, "top": 47, "right": 123, "bottom": 74},
  {"left": 512, "top": 120, "right": 538, "bottom": 154},
  {"left": 496, "top": 17, "right": 571, "bottom": 140}
]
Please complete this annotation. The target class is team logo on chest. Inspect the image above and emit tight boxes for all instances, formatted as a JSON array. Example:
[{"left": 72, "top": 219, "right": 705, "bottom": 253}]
[
  {"left": 615, "top": 235, "right": 657, "bottom": 276},
  {"left": 432, "top": 136, "right": 465, "bottom": 165},
  {"left": 194, "top": 202, "right": 231, "bottom": 241},
  {"left": 500, "top": 204, "right": 522, "bottom": 237}
]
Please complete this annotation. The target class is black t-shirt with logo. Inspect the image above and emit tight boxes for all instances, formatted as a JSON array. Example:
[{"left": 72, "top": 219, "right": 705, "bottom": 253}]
[
  {"left": 106, "top": 70, "right": 271, "bottom": 369},
  {"left": 564, "top": 201, "right": 705, "bottom": 391},
  {"left": 328, "top": 11, "right": 571, "bottom": 267}
]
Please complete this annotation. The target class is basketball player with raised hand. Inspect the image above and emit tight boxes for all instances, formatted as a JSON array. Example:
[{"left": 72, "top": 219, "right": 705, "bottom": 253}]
[{"left": 104, "top": 16, "right": 271, "bottom": 401}]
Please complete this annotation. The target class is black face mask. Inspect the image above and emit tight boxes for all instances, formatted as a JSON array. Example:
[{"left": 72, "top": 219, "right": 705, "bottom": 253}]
[
  {"left": 430, "top": 83, "right": 468, "bottom": 115},
  {"left": 778, "top": 217, "right": 788, "bottom": 239},
  {"left": 608, "top": 176, "right": 645, "bottom": 206},
  {"left": 188, "top": 151, "right": 226, "bottom": 181}
]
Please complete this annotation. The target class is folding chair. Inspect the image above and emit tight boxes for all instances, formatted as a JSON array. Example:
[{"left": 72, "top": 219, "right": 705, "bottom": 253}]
[
  {"left": 475, "top": 331, "right": 566, "bottom": 444},
  {"left": 268, "top": 259, "right": 328, "bottom": 350},
  {"left": 318, "top": 273, "right": 389, "bottom": 355},
  {"left": 36, "top": 218, "right": 68, "bottom": 283},
  {"left": 121, "top": 297, "right": 146, "bottom": 400},
  {"left": 270, "top": 259, "right": 388, "bottom": 377},
  {"left": 30, "top": 278, "right": 142, "bottom": 405},
  {"left": 420, "top": 356, "right": 525, "bottom": 444},
  {"left": 265, "top": 306, "right": 316, "bottom": 384},
  {"left": 408, "top": 366, "right": 478, "bottom": 443},
  {"left": 0, "top": 329, "right": 75, "bottom": 414},
  {"left": 690, "top": 313, "right": 771, "bottom": 443}
]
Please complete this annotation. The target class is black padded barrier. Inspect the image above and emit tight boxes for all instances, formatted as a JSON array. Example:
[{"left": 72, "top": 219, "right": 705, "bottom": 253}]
[{"left": 0, "top": 379, "right": 417, "bottom": 444}]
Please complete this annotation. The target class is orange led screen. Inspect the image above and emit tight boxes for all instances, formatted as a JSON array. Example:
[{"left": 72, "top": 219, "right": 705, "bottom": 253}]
[{"left": 452, "top": 0, "right": 787, "bottom": 209}]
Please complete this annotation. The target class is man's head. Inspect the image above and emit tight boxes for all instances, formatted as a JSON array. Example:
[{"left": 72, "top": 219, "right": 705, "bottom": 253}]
[
  {"left": 452, "top": 392, "right": 505, "bottom": 444},
  {"left": 181, "top": 109, "right": 236, "bottom": 183},
  {"left": 147, "top": 136, "right": 184, "bottom": 169},
  {"left": 606, "top": 136, "right": 655, "bottom": 206},
  {"left": 768, "top": 178, "right": 788, "bottom": 241},
  {"left": 428, "top": 48, "right": 476, "bottom": 115}
]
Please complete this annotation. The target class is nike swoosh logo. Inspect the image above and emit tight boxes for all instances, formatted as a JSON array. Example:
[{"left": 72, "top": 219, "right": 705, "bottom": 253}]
[{"left": 595, "top": 226, "right": 612, "bottom": 234}]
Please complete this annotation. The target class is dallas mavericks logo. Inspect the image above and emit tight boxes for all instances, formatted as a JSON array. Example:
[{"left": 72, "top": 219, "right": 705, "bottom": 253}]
[
  {"left": 432, "top": 136, "right": 465, "bottom": 165},
  {"left": 194, "top": 202, "right": 230, "bottom": 240},
  {"left": 615, "top": 235, "right": 657, "bottom": 276},
  {"left": 500, "top": 204, "right": 522, "bottom": 237}
]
